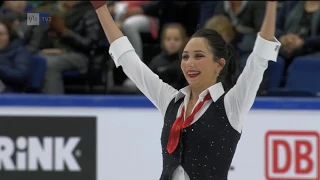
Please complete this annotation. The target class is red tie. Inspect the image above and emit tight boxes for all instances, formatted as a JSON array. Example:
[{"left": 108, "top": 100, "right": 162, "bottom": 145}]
[{"left": 166, "top": 93, "right": 212, "bottom": 154}]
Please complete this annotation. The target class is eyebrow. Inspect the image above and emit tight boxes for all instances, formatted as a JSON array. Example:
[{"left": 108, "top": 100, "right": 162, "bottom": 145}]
[{"left": 183, "top": 50, "right": 206, "bottom": 53}]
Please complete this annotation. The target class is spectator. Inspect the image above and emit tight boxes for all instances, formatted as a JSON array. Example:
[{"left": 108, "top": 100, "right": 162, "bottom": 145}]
[
  {"left": 27, "top": 1, "right": 49, "bottom": 9},
  {"left": 211, "top": 1, "right": 267, "bottom": 95},
  {"left": 204, "top": 15, "right": 235, "bottom": 45},
  {"left": 277, "top": 1, "right": 320, "bottom": 66},
  {"left": 212, "top": 1, "right": 266, "bottom": 69},
  {"left": 122, "top": 1, "right": 200, "bottom": 60},
  {"left": 23, "top": 2, "right": 69, "bottom": 54},
  {"left": 0, "top": 1, "right": 26, "bottom": 18},
  {"left": 22, "top": 5, "right": 50, "bottom": 54},
  {"left": 198, "top": 1, "right": 220, "bottom": 28},
  {"left": 114, "top": 1, "right": 158, "bottom": 60},
  {"left": 41, "top": 1, "right": 104, "bottom": 94},
  {"left": 0, "top": 1, "right": 27, "bottom": 36},
  {"left": 0, "top": 1, "right": 54, "bottom": 54},
  {"left": 0, "top": 18, "right": 32, "bottom": 93},
  {"left": 148, "top": 23, "right": 187, "bottom": 89},
  {"left": 33, "top": 1, "right": 66, "bottom": 13}
]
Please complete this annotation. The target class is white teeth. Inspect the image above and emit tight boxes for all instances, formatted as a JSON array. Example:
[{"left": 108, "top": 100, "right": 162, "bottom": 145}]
[{"left": 187, "top": 72, "right": 200, "bottom": 75}]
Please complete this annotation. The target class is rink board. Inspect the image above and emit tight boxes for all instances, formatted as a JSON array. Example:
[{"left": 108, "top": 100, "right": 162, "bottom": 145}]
[{"left": 0, "top": 95, "right": 319, "bottom": 180}]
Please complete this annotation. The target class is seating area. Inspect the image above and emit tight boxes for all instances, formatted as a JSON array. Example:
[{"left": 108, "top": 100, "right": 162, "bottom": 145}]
[
  {"left": 0, "top": 1, "right": 319, "bottom": 97},
  {"left": 25, "top": 55, "right": 47, "bottom": 93},
  {"left": 63, "top": 51, "right": 109, "bottom": 94},
  {"left": 59, "top": 54, "right": 320, "bottom": 97},
  {"left": 267, "top": 56, "right": 320, "bottom": 97}
]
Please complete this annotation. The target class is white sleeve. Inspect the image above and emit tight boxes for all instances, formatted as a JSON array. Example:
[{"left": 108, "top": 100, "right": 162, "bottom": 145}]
[
  {"left": 109, "top": 37, "right": 178, "bottom": 116},
  {"left": 224, "top": 33, "right": 281, "bottom": 132}
]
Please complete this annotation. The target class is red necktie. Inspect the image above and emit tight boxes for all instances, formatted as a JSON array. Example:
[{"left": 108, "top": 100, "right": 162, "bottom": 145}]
[{"left": 166, "top": 93, "right": 212, "bottom": 154}]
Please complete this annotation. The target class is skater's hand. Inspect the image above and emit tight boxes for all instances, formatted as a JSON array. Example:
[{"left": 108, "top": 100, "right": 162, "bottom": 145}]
[{"left": 91, "top": 1, "right": 106, "bottom": 10}]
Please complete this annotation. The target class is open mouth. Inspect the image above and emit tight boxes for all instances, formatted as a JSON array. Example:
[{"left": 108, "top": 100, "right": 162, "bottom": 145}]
[{"left": 187, "top": 71, "right": 201, "bottom": 78}]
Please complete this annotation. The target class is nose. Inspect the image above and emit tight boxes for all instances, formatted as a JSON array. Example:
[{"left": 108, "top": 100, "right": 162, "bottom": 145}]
[{"left": 185, "top": 58, "right": 195, "bottom": 67}]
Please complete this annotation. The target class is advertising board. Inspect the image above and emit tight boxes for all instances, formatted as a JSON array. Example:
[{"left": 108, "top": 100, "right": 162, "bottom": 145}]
[{"left": 0, "top": 95, "right": 319, "bottom": 180}]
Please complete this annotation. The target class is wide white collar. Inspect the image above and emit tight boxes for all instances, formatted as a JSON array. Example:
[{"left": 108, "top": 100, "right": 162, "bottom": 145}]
[{"left": 174, "top": 82, "right": 225, "bottom": 103}]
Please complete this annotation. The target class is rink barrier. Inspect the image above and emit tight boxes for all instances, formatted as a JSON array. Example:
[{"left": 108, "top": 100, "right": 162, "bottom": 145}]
[
  {"left": 0, "top": 94, "right": 319, "bottom": 109},
  {"left": 0, "top": 95, "right": 320, "bottom": 180}
]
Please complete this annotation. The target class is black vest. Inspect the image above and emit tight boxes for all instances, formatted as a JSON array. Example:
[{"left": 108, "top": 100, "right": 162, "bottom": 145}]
[{"left": 160, "top": 95, "right": 241, "bottom": 180}]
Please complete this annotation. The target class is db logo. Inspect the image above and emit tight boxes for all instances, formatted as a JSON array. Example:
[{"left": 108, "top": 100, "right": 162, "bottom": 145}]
[{"left": 265, "top": 131, "right": 320, "bottom": 180}]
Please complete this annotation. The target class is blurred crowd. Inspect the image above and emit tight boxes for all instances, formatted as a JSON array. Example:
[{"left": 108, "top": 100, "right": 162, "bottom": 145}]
[{"left": 0, "top": 1, "right": 319, "bottom": 95}]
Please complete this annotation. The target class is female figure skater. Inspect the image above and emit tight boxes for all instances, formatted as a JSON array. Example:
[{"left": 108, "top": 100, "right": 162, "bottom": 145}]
[{"left": 91, "top": 1, "right": 280, "bottom": 179}]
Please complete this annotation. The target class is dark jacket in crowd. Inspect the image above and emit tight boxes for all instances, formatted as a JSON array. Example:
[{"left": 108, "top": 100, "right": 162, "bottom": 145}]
[
  {"left": 23, "top": 2, "right": 62, "bottom": 53},
  {"left": 149, "top": 51, "right": 186, "bottom": 89},
  {"left": 53, "top": 2, "right": 105, "bottom": 55},
  {"left": 141, "top": 1, "right": 200, "bottom": 37},
  {"left": 0, "top": 5, "right": 51, "bottom": 54},
  {"left": 276, "top": 1, "right": 320, "bottom": 55},
  {"left": 0, "top": 6, "right": 26, "bottom": 23},
  {"left": 0, "top": 39, "right": 32, "bottom": 92},
  {"left": 213, "top": 1, "right": 266, "bottom": 54},
  {"left": 198, "top": 1, "right": 220, "bottom": 28},
  {"left": 0, "top": 6, "right": 29, "bottom": 36}
]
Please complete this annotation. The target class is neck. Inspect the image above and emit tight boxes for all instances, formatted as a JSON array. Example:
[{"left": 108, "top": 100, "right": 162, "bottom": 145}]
[{"left": 190, "top": 81, "right": 217, "bottom": 100}]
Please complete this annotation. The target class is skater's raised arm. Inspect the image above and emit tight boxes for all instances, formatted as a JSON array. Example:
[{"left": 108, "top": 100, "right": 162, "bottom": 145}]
[
  {"left": 224, "top": 1, "right": 281, "bottom": 132},
  {"left": 90, "top": 2, "right": 178, "bottom": 116},
  {"left": 259, "top": 1, "right": 277, "bottom": 41},
  {"left": 91, "top": 2, "right": 123, "bottom": 43}
]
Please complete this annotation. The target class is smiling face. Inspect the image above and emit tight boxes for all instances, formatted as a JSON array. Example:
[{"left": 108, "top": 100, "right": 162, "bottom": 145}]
[{"left": 181, "top": 37, "right": 225, "bottom": 90}]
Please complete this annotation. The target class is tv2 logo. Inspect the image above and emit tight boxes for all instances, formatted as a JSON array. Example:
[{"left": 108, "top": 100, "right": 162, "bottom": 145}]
[
  {"left": 265, "top": 131, "right": 320, "bottom": 180},
  {"left": 27, "top": 13, "right": 51, "bottom": 26}
]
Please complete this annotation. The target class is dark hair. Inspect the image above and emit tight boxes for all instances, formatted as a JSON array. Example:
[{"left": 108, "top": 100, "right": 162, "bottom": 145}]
[
  {"left": 0, "top": 17, "right": 19, "bottom": 42},
  {"left": 189, "top": 28, "right": 239, "bottom": 91}
]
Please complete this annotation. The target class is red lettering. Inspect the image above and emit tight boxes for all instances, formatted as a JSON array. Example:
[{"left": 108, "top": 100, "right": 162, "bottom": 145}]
[
  {"left": 295, "top": 140, "right": 313, "bottom": 174},
  {"left": 273, "top": 140, "right": 291, "bottom": 173}
]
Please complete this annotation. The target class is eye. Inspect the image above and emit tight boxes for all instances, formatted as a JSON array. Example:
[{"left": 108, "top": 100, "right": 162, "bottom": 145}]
[
  {"left": 182, "top": 54, "right": 189, "bottom": 60},
  {"left": 194, "top": 54, "right": 204, "bottom": 60}
]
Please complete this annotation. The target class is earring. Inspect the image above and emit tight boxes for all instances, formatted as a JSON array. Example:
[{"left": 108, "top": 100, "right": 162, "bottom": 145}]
[{"left": 217, "top": 72, "right": 220, "bottom": 77}]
